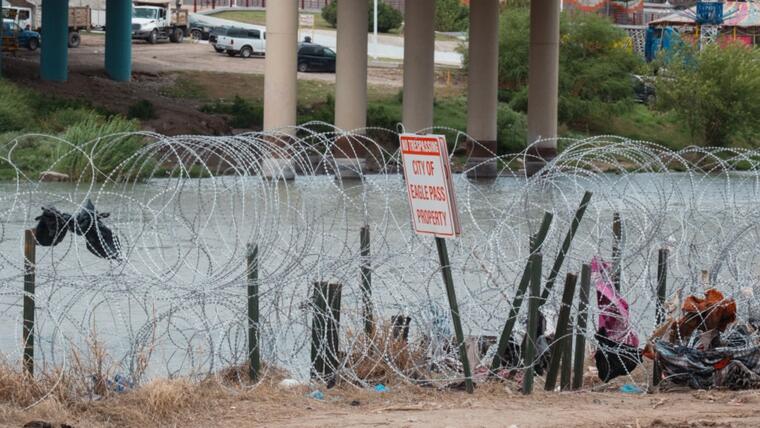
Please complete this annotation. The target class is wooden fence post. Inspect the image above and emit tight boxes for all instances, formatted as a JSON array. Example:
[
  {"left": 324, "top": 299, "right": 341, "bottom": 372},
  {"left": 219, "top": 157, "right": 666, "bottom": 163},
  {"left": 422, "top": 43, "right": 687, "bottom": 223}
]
[
  {"left": 23, "top": 229, "right": 36, "bottom": 377},
  {"left": 360, "top": 225, "right": 374, "bottom": 335},
  {"left": 311, "top": 282, "right": 328, "bottom": 380},
  {"left": 572, "top": 264, "right": 591, "bottom": 390},
  {"left": 522, "top": 252, "right": 542, "bottom": 395},
  {"left": 653, "top": 248, "right": 669, "bottom": 387},
  {"left": 22, "top": 229, "right": 37, "bottom": 376},
  {"left": 541, "top": 191, "right": 592, "bottom": 302},
  {"left": 612, "top": 213, "right": 622, "bottom": 292},
  {"left": 247, "top": 244, "right": 260, "bottom": 382},
  {"left": 491, "top": 212, "right": 553, "bottom": 373},
  {"left": 326, "top": 283, "right": 342, "bottom": 386},
  {"left": 544, "top": 273, "right": 578, "bottom": 391}
]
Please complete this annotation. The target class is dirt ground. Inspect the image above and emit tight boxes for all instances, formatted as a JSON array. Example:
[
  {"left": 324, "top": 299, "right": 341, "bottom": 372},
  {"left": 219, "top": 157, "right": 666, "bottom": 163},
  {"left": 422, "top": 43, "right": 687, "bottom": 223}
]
[
  {"left": 5, "top": 383, "right": 760, "bottom": 428},
  {"left": 0, "top": 34, "right": 420, "bottom": 135},
  {"left": 11, "top": 35, "right": 406, "bottom": 87}
]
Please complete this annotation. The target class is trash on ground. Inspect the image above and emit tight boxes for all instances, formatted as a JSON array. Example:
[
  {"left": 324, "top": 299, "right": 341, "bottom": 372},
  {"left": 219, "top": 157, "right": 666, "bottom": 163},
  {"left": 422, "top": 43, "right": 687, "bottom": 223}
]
[{"left": 619, "top": 383, "right": 643, "bottom": 394}]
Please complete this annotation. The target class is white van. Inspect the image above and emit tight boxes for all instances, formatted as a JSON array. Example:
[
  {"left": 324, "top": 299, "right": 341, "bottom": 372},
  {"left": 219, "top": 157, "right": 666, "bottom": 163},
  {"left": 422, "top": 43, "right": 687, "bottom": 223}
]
[{"left": 216, "top": 26, "right": 266, "bottom": 58}]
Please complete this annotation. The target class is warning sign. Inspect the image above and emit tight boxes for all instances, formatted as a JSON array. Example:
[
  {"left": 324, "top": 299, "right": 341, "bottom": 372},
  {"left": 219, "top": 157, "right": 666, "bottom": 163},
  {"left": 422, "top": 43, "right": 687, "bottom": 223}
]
[{"left": 400, "top": 134, "right": 461, "bottom": 238}]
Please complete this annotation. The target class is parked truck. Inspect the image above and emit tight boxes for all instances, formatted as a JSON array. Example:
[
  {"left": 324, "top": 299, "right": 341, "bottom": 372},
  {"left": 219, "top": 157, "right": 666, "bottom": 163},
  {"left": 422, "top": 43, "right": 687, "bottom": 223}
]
[
  {"left": 1, "top": 4, "right": 91, "bottom": 48},
  {"left": 132, "top": 0, "right": 188, "bottom": 44},
  {"left": 66, "top": 6, "right": 91, "bottom": 48}
]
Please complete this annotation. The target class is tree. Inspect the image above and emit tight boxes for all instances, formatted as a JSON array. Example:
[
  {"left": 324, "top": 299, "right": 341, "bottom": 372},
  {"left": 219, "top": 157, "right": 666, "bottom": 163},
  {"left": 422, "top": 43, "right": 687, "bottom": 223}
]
[
  {"left": 655, "top": 43, "right": 760, "bottom": 147},
  {"left": 321, "top": 0, "right": 402, "bottom": 33},
  {"left": 435, "top": 0, "right": 469, "bottom": 32},
  {"left": 495, "top": 9, "right": 641, "bottom": 128}
]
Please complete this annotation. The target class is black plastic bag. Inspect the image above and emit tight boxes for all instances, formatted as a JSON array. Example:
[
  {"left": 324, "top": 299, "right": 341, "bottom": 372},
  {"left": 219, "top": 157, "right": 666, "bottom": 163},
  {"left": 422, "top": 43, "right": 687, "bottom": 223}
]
[
  {"left": 72, "top": 199, "right": 121, "bottom": 260},
  {"left": 34, "top": 206, "right": 71, "bottom": 247},
  {"left": 595, "top": 328, "right": 643, "bottom": 382}
]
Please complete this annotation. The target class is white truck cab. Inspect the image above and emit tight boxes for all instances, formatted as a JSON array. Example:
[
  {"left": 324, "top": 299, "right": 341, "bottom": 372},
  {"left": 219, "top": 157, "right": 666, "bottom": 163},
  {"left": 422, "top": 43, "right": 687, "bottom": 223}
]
[
  {"left": 2, "top": 5, "right": 33, "bottom": 30},
  {"left": 216, "top": 26, "right": 266, "bottom": 58},
  {"left": 132, "top": 1, "right": 188, "bottom": 44}
]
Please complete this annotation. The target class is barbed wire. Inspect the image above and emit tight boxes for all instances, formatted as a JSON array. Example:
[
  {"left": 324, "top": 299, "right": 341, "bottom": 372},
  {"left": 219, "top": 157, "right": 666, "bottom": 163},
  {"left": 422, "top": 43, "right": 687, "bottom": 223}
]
[{"left": 1, "top": 127, "right": 760, "bottom": 398}]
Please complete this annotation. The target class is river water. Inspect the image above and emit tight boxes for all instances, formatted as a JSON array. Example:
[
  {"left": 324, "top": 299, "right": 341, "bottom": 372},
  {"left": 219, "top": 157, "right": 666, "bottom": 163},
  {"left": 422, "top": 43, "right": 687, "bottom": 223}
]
[{"left": 1, "top": 168, "right": 760, "bottom": 380}]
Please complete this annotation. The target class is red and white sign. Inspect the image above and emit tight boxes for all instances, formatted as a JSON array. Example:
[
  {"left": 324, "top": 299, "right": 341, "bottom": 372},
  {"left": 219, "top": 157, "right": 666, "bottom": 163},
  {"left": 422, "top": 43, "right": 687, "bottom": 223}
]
[{"left": 400, "top": 134, "right": 461, "bottom": 238}]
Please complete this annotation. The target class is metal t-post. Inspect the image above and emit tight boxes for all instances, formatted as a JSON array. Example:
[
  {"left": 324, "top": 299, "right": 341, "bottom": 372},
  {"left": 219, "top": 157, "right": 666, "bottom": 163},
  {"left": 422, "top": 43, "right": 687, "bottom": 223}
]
[{"left": 435, "top": 237, "right": 473, "bottom": 393}]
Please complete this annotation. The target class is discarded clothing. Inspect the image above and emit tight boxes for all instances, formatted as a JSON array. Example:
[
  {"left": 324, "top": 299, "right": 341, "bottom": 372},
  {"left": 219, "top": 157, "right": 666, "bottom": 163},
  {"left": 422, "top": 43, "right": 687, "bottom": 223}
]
[
  {"left": 655, "top": 328, "right": 760, "bottom": 390},
  {"left": 72, "top": 199, "right": 121, "bottom": 260},
  {"left": 32, "top": 199, "right": 121, "bottom": 260},
  {"left": 34, "top": 206, "right": 71, "bottom": 246},
  {"left": 595, "top": 328, "right": 643, "bottom": 382},
  {"left": 672, "top": 289, "right": 736, "bottom": 343},
  {"left": 593, "top": 257, "right": 639, "bottom": 348}
]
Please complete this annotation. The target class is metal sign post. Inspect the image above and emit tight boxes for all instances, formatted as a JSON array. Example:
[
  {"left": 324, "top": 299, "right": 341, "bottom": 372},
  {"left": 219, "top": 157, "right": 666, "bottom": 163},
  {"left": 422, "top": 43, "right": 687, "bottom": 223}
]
[{"left": 400, "top": 134, "right": 472, "bottom": 393}]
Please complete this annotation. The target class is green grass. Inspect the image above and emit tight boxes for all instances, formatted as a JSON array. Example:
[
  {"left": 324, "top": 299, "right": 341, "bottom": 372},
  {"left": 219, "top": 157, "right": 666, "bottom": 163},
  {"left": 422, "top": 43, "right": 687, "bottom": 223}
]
[
  {"left": 600, "top": 104, "right": 692, "bottom": 150},
  {"left": 0, "top": 80, "right": 144, "bottom": 181},
  {"left": 160, "top": 75, "right": 208, "bottom": 100},
  {"left": 209, "top": 10, "right": 332, "bottom": 30}
]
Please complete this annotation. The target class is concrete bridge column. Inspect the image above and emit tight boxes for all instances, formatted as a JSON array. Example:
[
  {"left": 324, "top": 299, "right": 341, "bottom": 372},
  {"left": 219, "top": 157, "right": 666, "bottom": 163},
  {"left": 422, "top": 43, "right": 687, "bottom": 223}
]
[
  {"left": 333, "top": 0, "right": 369, "bottom": 177},
  {"left": 264, "top": 0, "right": 298, "bottom": 133},
  {"left": 466, "top": 0, "right": 500, "bottom": 179},
  {"left": 402, "top": 0, "right": 435, "bottom": 133},
  {"left": 262, "top": 0, "right": 298, "bottom": 179},
  {"left": 526, "top": 0, "right": 561, "bottom": 175},
  {"left": 105, "top": 0, "right": 132, "bottom": 82},
  {"left": 40, "top": 0, "right": 69, "bottom": 82}
]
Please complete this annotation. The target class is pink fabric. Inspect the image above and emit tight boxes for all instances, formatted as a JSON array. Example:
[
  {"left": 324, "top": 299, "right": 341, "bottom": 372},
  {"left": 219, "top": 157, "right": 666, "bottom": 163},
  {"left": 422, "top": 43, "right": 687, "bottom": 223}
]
[{"left": 592, "top": 257, "right": 639, "bottom": 348}]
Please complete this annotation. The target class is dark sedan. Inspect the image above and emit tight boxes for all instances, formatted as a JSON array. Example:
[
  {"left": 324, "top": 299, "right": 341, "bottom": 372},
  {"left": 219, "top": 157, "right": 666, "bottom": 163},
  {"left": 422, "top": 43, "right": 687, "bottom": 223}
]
[{"left": 297, "top": 43, "right": 336, "bottom": 73}]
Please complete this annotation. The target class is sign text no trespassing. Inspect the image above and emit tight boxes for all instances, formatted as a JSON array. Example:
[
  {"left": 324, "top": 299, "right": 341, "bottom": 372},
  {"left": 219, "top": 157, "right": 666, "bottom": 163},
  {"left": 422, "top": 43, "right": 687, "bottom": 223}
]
[{"left": 400, "top": 134, "right": 461, "bottom": 238}]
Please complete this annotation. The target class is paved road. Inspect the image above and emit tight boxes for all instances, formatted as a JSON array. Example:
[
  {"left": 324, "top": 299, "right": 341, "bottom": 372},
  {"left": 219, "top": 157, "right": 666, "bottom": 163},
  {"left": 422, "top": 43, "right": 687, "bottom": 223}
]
[
  {"left": 193, "top": 10, "right": 465, "bottom": 66},
  {"left": 33, "top": 35, "right": 407, "bottom": 87}
]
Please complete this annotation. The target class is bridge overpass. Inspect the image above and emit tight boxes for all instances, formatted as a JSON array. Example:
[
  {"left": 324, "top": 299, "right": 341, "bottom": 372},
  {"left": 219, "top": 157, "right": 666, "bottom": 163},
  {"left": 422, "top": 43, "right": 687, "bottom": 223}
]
[{"left": 24, "top": 0, "right": 561, "bottom": 175}]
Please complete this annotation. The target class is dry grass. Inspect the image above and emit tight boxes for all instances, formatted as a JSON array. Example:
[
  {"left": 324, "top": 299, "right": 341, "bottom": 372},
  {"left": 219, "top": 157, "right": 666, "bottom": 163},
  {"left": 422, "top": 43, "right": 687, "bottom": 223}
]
[{"left": 344, "top": 321, "right": 428, "bottom": 385}]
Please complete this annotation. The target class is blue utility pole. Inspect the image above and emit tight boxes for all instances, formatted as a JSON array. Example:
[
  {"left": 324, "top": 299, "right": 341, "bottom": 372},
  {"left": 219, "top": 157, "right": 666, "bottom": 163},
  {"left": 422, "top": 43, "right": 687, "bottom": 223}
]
[
  {"left": 105, "top": 0, "right": 132, "bottom": 81},
  {"left": 40, "top": 0, "right": 69, "bottom": 82}
]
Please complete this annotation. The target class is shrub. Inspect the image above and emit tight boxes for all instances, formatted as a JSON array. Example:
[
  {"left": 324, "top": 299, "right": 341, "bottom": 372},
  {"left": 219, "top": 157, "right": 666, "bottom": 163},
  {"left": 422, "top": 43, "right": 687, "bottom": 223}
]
[
  {"left": 201, "top": 96, "right": 263, "bottom": 129},
  {"left": 655, "top": 43, "right": 760, "bottom": 147},
  {"left": 57, "top": 115, "right": 144, "bottom": 181},
  {"left": 0, "top": 81, "right": 34, "bottom": 133},
  {"left": 44, "top": 108, "right": 102, "bottom": 133},
  {"left": 127, "top": 99, "right": 157, "bottom": 120},
  {"left": 298, "top": 94, "right": 335, "bottom": 128},
  {"left": 497, "top": 104, "right": 527, "bottom": 154},
  {"left": 322, "top": 0, "right": 402, "bottom": 33},
  {"left": 435, "top": 0, "right": 469, "bottom": 32},
  {"left": 490, "top": 9, "right": 641, "bottom": 129},
  {"left": 374, "top": 1, "right": 402, "bottom": 33},
  {"left": 321, "top": 1, "right": 337, "bottom": 28}
]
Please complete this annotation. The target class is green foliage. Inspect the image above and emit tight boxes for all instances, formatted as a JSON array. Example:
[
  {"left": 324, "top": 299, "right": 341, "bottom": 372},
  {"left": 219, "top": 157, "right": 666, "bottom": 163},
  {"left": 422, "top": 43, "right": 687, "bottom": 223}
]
[
  {"left": 43, "top": 108, "right": 102, "bottom": 133},
  {"left": 374, "top": 1, "right": 402, "bottom": 33},
  {"left": 201, "top": 96, "right": 263, "bottom": 129},
  {"left": 298, "top": 93, "right": 335, "bottom": 131},
  {"left": 0, "top": 82, "right": 35, "bottom": 133},
  {"left": 128, "top": 99, "right": 157, "bottom": 120},
  {"left": 0, "top": 80, "right": 147, "bottom": 181},
  {"left": 321, "top": 1, "right": 337, "bottom": 28},
  {"left": 435, "top": 0, "right": 469, "bottom": 32},
  {"left": 55, "top": 115, "right": 143, "bottom": 181},
  {"left": 0, "top": 133, "right": 55, "bottom": 181},
  {"left": 495, "top": 9, "right": 641, "bottom": 128},
  {"left": 322, "top": 0, "right": 402, "bottom": 33},
  {"left": 497, "top": 104, "right": 528, "bottom": 154},
  {"left": 655, "top": 43, "right": 760, "bottom": 147}
]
